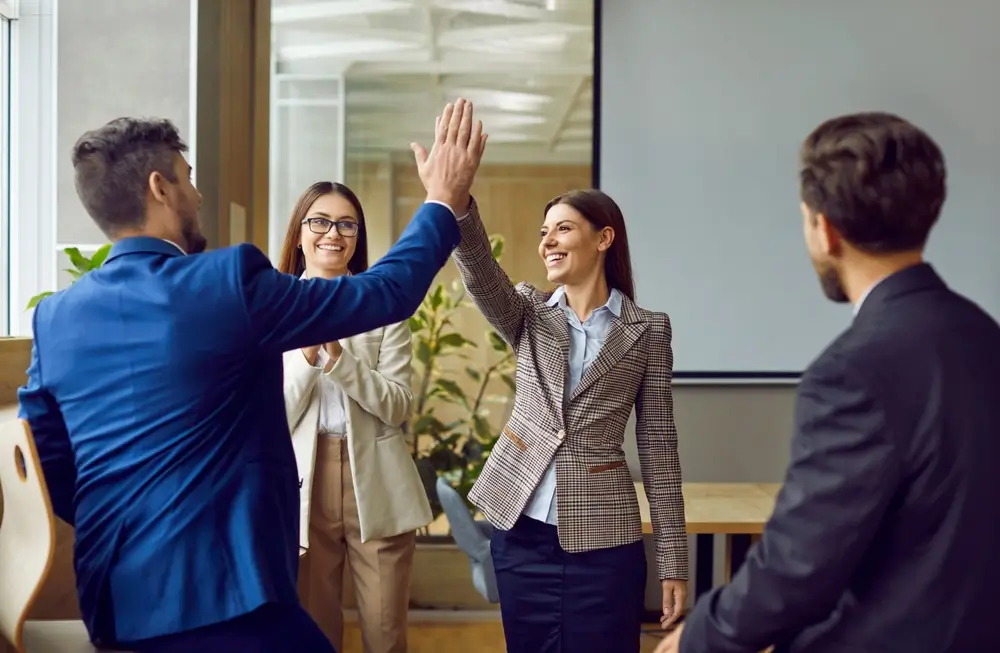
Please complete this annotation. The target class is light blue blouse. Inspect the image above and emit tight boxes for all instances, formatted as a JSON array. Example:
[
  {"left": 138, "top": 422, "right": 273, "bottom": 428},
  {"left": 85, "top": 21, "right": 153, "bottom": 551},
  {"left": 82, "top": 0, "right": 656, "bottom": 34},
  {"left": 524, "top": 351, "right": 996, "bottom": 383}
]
[{"left": 521, "top": 286, "right": 624, "bottom": 524}]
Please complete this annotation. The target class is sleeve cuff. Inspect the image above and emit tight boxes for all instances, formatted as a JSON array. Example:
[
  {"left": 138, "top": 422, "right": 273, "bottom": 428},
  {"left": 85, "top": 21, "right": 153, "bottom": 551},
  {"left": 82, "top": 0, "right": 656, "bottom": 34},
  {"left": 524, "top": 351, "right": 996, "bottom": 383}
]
[
  {"left": 425, "top": 199, "right": 470, "bottom": 220},
  {"left": 304, "top": 348, "right": 324, "bottom": 370},
  {"left": 321, "top": 346, "right": 354, "bottom": 377}
]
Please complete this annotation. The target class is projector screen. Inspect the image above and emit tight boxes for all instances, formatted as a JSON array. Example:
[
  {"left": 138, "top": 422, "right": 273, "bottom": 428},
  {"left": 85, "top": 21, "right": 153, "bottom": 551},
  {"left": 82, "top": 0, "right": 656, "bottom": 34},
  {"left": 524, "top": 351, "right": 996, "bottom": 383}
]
[{"left": 597, "top": 0, "right": 1000, "bottom": 377}]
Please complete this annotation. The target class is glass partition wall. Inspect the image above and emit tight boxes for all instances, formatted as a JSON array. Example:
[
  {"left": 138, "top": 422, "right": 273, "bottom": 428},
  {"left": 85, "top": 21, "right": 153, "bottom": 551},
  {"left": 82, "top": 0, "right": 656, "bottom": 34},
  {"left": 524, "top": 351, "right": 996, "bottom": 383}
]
[{"left": 269, "top": 0, "right": 595, "bottom": 538}]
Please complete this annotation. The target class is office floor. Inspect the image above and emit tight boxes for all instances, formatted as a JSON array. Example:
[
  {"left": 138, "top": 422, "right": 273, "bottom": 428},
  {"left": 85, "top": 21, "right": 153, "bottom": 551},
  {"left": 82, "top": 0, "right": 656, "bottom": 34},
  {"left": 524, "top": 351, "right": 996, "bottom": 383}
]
[{"left": 341, "top": 621, "right": 670, "bottom": 652}]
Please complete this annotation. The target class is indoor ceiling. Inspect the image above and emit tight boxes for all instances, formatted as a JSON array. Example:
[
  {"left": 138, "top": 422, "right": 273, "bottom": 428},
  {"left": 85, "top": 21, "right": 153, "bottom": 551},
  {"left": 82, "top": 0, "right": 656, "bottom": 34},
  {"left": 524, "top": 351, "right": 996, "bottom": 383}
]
[{"left": 271, "top": 0, "right": 594, "bottom": 163}]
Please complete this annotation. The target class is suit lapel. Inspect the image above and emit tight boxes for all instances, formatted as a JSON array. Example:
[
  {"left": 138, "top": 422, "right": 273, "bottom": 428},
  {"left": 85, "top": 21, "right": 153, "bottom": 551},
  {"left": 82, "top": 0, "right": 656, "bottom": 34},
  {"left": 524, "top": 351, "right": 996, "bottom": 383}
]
[
  {"left": 538, "top": 301, "right": 571, "bottom": 404},
  {"left": 570, "top": 297, "right": 648, "bottom": 401}
]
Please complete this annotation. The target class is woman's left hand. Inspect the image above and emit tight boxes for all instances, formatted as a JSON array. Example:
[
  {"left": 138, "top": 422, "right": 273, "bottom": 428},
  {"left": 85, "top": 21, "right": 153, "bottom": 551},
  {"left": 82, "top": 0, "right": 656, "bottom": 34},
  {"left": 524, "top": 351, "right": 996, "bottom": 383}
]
[
  {"left": 660, "top": 578, "right": 688, "bottom": 629},
  {"left": 324, "top": 340, "right": 343, "bottom": 362}
]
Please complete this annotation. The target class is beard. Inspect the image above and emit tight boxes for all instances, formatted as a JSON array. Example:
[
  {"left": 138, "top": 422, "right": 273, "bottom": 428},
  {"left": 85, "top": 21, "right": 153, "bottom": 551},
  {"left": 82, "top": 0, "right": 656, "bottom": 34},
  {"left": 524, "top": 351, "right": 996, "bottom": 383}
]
[
  {"left": 180, "top": 210, "right": 208, "bottom": 254},
  {"left": 815, "top": 261, "right": 850, "bottom": 303}
]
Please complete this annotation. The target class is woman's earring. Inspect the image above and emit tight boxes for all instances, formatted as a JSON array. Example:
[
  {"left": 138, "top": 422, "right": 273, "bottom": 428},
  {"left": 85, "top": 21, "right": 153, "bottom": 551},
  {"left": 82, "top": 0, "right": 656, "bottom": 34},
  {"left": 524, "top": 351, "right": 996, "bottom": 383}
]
[{"left": 297, "top": 244, "right": 302, "bottom": 249}]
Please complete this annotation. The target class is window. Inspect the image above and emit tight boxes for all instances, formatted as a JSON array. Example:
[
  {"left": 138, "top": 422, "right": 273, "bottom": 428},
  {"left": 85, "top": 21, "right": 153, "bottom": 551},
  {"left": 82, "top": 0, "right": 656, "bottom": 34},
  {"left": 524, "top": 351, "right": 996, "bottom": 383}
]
[
  {"left": 7, "top": 0, "right": 57, "bottom": 336},
  {"left": 270, "top": 0, "right": 595, "bottom": 538},
  {"left": 0, "top": 2, "right": 13, "bottom": 335}
]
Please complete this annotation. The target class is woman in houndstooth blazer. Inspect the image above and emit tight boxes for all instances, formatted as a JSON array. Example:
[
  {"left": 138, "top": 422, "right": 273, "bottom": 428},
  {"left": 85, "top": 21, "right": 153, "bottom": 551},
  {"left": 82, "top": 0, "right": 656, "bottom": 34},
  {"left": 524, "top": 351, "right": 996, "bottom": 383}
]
[{"left": 452, "top": 189, "right": 688, "bottom": 653}]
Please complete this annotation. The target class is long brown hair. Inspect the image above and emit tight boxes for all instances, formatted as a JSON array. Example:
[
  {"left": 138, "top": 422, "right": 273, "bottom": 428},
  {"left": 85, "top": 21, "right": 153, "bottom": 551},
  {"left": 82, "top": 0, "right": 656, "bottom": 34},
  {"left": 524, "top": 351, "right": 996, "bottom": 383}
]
[
  {"left": 544, "top": 189, "right": 636, "bottom": 300},
  {"left": 276, "top": 181, "right": 369, "bottom": 276}
]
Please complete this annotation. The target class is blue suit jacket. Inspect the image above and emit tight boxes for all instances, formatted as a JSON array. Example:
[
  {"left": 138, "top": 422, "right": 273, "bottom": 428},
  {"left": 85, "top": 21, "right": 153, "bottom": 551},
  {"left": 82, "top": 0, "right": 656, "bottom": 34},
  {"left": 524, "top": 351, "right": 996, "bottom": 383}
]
[{"left": 18, "top": 202, "right": 459, "bottom": 645}]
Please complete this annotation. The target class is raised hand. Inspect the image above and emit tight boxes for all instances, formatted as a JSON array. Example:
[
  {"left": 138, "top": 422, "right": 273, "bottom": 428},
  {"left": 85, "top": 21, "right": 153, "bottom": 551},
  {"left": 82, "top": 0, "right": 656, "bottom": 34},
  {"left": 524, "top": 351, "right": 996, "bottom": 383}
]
[{"left": 410, "top": 98, "right": 488, "bottom": 217}]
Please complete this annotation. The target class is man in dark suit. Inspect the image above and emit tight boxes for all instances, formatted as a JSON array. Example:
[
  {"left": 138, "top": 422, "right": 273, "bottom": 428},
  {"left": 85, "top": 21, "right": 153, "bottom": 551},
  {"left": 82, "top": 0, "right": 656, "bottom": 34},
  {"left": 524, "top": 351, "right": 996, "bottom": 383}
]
[
  {"left": 658, "top": 112, "right": 1000, "bottom": 653},
  {"left": 17, "top": 100, "right": 487, "bottom": 652}
]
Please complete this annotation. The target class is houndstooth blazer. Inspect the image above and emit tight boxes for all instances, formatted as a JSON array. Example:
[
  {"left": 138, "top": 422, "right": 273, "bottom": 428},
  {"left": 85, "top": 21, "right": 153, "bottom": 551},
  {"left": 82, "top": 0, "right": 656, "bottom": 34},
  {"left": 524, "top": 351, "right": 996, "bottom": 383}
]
[{"left": 455, "top": 200, "right": 688, "bottom": 581}]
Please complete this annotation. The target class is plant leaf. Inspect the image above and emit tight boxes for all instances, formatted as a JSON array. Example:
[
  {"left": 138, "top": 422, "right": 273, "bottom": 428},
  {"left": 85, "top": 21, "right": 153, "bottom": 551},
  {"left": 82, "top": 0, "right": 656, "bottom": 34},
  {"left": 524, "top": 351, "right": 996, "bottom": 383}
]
[
  {"left": 489, "top": 234, "right": 505, "bottom": 261},
  {"left": 415, "top": 340, "right": 432, "bottom": 365},
  {"left": 487, "top": 330, "right": 508, "bottom": 352},
  {"left": 432, "top": 378, "right": 468, "bottom": 406},
  {"left": 412, "top": 414, "right": 449, "bottom": 437},
  {"left": 429, "top": 284, "right": 445, "bottom": 310},
  {"left": 26, "top": 291, "right": 53, "bottom": 310},
  {"left": 64, "top": 247, "right": 92, "bottom": 273},
  {"left": 90, "top": 244, "right": 112, "bottom": 267},
  {"left": 438, "top": 332, "right": 474, "bottom": 349},
  {"left": 500, "top": 373, "right": 516, "bottom": 393},
  {"left": 472, "top": 414, "right": 494, "bottom": 440}
]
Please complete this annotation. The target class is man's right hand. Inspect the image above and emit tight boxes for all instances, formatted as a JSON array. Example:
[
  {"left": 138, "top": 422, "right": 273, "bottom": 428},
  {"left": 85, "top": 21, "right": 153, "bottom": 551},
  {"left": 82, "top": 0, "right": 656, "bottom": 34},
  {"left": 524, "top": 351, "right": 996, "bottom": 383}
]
[{"left": 410, "top": 98, "right": 488, "bottom": 217}]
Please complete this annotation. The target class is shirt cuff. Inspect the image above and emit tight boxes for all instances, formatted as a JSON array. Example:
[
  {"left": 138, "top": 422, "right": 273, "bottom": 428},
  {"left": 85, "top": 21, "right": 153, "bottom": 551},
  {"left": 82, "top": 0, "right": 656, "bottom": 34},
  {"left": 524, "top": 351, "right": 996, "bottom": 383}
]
[
  {"left": 318, "top": 345, "right": 343, "bottom": 375},
  {"left": 302, "top": 348, "right": 324, "bottom": 369},
  {"left": 425, "top": 200, "right": 470, "bottom": 220}
]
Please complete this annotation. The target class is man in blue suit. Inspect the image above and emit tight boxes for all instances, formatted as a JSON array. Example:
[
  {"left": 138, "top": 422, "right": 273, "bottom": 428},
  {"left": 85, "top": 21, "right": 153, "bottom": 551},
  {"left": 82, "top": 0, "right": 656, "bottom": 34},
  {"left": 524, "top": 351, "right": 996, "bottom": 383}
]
[{"left": 18, "top": 100, "right": 488, "bottom": 652}]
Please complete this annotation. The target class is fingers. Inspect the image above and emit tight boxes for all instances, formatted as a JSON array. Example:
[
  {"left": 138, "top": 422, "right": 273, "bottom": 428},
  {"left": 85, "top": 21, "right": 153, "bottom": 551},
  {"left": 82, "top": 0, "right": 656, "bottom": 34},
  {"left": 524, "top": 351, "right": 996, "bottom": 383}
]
[
  {"left": 437, "top": 104, "right": 454, "bottom": 145},
  {"left": 446, "top": 98, "right": 466, "bottom": 144},
  {"left": 457, "top": 99, "right": 473, "bottom": 147},
  {"left": 659, "top": 586, "right": 685, "bottom": 628},
  {"left": 468, "top": 119, "right": 483, "bottom": 155},
  {"left": 478, "top": 132, "right": 489, "bottom": 158},
  {"left": 410, "top": 142, "right": 428, "bottom": 165}
]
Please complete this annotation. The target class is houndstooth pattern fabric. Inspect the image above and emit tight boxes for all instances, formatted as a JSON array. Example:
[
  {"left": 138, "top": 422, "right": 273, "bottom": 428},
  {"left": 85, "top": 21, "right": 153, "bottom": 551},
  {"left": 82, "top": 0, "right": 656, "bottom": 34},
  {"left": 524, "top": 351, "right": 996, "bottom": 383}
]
[{"left": 454, "top": 200, "right": 688, "bottom": 581}]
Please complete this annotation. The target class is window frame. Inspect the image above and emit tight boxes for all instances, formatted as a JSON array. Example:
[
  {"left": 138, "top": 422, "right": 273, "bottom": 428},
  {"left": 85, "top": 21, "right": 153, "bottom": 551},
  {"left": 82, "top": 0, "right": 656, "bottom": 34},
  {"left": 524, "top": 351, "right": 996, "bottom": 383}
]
[
  {"left": 8, "top": 0, "right": 58, "bottom": 335},
  {"left": 0, "top": 1, "right": 15, "bottom": 335}
]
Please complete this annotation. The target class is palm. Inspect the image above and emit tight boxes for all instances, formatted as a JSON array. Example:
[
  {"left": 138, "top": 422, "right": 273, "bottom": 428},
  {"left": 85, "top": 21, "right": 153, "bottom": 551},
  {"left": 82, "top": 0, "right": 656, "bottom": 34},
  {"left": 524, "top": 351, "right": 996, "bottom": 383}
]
[{"left": 410, "top": 99, "right": 489, "bottom": 211}]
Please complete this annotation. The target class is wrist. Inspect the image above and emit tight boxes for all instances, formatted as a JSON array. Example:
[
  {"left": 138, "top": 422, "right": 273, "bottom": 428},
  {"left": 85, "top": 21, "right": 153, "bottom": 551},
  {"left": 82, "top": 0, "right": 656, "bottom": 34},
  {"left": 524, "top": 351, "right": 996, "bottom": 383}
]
[{"left": 425, "top": 191, "right": 469, "bottom": 217}]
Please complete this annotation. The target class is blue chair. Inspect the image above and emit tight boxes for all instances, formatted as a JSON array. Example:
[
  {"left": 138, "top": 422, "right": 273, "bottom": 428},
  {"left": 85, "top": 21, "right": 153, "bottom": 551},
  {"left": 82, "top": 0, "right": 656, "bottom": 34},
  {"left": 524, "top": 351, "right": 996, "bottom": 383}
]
[{"left": 435, "top": 477, "right": 500, "bottom": 603}]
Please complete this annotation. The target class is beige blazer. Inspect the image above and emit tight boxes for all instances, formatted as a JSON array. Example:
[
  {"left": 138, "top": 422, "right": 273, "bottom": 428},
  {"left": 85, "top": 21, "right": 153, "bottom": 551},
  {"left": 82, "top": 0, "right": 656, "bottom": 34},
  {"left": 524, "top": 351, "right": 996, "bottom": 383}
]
[{"left": 284, "top": 321, "right": 433, "bottom": 551}]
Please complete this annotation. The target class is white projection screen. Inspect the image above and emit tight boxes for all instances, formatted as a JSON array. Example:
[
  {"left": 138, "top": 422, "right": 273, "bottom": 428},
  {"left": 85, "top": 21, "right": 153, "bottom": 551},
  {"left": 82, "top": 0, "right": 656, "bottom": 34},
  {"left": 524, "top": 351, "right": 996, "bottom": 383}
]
[{"left": 597, "top": 0, "right": 1000, "bottom": 378}]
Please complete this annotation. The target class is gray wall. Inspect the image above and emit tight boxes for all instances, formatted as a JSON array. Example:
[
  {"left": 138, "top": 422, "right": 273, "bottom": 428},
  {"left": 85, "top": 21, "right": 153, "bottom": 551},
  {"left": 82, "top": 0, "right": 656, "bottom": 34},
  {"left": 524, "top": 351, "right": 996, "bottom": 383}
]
[
  {"left": 630, "top": 383, "right": 796, "bottom": 608},
  {"left": 601, "top": 0, "right": 1000, "bottom": 374},
  {"left": 679, "top": 384, "right": 793, "bottom": 482},
  {"left": 56, "top": 0, "right": 192, "bottom": 252}
]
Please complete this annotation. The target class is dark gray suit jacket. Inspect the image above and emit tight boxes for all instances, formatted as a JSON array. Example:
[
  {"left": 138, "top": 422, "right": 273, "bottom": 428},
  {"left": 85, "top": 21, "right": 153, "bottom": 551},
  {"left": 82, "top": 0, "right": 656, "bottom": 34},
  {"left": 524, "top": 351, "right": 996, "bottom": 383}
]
[{"left": 682, "top": 264, "right": 1000, "bottom": 653}]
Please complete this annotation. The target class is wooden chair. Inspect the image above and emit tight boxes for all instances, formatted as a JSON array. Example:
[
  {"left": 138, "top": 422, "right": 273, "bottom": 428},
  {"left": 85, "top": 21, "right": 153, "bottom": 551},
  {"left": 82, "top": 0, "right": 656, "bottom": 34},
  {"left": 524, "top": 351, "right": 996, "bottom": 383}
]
[{"left": 0, "top": 418, "right": 125, "bottom": 652}]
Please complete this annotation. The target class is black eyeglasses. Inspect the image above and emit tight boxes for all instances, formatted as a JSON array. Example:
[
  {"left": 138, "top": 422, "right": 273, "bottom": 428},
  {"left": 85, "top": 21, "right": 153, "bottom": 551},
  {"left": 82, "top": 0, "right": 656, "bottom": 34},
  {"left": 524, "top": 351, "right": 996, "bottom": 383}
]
[{"left": 302, "top": 217, "right": 359, "bottom": 237}]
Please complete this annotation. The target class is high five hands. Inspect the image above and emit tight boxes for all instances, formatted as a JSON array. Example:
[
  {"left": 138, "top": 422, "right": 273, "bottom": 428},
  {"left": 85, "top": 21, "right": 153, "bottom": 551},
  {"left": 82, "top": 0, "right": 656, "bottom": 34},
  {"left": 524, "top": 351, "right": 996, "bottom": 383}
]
[{"left": 411, "top": 98, "right": 488, "bottom": 218}]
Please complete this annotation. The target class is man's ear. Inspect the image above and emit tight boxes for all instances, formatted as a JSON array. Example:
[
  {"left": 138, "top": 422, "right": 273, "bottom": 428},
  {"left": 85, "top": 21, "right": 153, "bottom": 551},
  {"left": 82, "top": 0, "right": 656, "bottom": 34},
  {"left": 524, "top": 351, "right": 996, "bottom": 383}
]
[
  {"left": 148, "top": 171, "right": 169, "bottom": 205},
  {"left": 815, "top": 213, "right": 843, "bottom": 257}
]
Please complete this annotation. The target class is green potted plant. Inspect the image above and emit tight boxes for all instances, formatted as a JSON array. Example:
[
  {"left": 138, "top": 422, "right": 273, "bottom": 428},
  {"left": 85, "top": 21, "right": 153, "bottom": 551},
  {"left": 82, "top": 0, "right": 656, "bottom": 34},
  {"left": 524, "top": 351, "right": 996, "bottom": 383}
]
[
  {"left": 26, "top": 245, "right": 112, "bottom": 309},
  {"left": 407, "top": 235, "right": 516, "bottom": 539}
]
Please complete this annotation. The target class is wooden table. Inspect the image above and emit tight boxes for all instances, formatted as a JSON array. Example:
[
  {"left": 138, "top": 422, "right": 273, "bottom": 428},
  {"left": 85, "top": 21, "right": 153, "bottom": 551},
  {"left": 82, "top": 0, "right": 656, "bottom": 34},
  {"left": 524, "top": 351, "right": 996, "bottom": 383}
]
[{"left": 636, "top": 482, "right": 780, "bottom": 597}]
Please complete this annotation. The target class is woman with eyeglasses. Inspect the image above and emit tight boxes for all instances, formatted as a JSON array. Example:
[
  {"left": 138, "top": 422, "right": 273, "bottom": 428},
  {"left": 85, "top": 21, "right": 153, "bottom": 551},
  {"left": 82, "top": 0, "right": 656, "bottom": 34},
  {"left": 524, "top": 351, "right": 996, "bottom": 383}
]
[{"left": 277, "top": 181, "right": 432, "bottom": 653}]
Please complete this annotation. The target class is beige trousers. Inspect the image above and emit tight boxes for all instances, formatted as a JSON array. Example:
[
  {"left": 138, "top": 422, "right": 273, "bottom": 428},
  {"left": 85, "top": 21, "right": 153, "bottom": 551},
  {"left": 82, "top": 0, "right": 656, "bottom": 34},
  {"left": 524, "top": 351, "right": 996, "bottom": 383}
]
[{"left": 298, "top": 437, "right": 416, "bottom": 653}]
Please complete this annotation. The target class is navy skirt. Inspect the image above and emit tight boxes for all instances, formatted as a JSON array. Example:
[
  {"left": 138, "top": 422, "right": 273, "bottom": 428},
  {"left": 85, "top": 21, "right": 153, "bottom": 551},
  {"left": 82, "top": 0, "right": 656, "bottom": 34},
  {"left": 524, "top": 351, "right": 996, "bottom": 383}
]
[{"left": 491, "top": 515, "right": 647, "bottom": 653}]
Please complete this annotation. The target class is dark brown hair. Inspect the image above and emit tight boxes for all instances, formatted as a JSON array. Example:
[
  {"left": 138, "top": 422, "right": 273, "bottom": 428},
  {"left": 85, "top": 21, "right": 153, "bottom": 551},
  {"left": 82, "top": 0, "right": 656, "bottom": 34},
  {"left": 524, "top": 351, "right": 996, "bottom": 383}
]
[
  {"left": 72, "top": 117, "right": 187, "bottom": 237},
  {"left": 799, "top": 112, "right": 946, "bottom": 253},
  {"left": 277, "top": 181, "right": 369, "bottom": 276},
  {"left": 545, "top": 189, "right": 636, "bottom": 300}
]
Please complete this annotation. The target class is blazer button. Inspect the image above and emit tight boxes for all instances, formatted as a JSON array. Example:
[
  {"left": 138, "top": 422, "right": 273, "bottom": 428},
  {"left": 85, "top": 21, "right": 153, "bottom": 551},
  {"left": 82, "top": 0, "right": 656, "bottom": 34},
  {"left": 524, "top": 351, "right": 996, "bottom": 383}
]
[{"left": 556, "top": 429, "right": 566, "bottom": 440}]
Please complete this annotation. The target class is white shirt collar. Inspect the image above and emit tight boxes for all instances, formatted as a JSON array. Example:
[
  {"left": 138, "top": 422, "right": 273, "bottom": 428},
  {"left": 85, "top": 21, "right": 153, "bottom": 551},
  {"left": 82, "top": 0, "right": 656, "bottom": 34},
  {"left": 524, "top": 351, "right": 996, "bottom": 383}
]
[
  {"left": 161, "top": 239, "right": 187, "bottom": 255},
  {"left": 546, "top": 286, "right": 623, "bottom": 318}
]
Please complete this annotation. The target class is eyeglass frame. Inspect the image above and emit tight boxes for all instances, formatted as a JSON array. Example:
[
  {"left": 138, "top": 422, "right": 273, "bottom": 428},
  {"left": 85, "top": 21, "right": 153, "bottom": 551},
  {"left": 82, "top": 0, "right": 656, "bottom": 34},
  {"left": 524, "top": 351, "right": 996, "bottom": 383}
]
[{"left": 301, "top": 217, "right": 360, "bottom": 237}]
